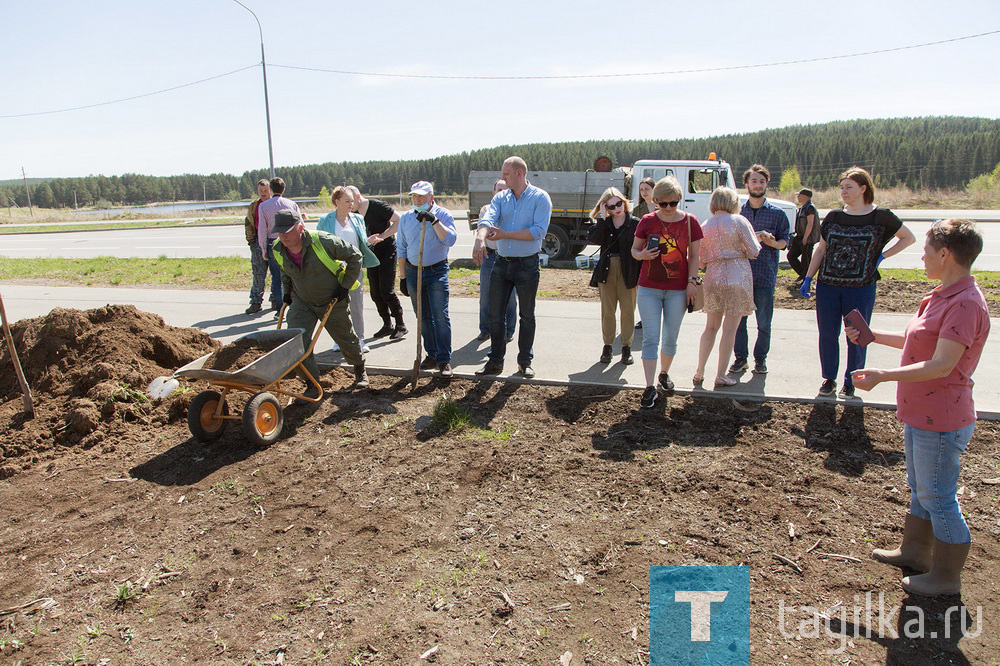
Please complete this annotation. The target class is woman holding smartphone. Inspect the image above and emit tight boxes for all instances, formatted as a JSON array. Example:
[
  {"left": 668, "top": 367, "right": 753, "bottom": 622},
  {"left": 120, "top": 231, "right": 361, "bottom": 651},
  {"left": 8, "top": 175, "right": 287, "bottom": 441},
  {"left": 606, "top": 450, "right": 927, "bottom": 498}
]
[
  {"left": 631, "top": 176, "right": 702, "bottom": 409},
  {"left": 849, "top": 219, "right": 989, "bottom": 596}
]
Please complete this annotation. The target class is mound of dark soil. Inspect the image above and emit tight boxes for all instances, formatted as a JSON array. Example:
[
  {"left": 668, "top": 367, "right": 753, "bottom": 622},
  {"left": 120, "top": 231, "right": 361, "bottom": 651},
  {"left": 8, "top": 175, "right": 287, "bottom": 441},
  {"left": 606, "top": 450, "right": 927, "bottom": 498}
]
[{"left": 0, "top": 305, "right": 218, "bottom": 478}]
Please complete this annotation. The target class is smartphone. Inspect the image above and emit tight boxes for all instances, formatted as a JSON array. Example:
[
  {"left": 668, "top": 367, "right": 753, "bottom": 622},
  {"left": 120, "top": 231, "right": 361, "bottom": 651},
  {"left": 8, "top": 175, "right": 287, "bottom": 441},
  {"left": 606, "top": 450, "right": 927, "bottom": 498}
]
[
  {"left": 844, "top": 309, "right": 875, "bottom": 347},
  {"left": 647, "top": 234, "right": 660, "bottom": 251}
]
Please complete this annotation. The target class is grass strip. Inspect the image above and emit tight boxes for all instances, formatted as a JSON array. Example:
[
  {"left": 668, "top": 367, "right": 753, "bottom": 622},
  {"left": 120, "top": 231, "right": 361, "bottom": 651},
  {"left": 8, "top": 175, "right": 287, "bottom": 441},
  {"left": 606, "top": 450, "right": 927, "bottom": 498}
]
[{"left": 0, "top": 256, "right": 253, "bottom": 290}]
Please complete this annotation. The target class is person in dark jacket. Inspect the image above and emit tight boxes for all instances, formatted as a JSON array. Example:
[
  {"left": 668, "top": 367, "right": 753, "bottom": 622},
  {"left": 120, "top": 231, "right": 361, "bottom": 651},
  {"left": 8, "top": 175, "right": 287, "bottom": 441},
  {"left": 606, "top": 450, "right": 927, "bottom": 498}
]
[{"left": 588, "top": 187, "right": 641, "bottom": 365}]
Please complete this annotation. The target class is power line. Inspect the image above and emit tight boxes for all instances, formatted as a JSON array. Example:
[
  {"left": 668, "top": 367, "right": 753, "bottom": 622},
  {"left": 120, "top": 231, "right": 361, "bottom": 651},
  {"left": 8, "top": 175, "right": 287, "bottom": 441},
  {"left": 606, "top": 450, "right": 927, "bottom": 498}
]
[
  {"left": 2, "top": 30, "right": 995, "bottom": 119},
  {"left": 272, "top": 30, "right": 1000, "bottom": 80},
  {"left": 0, "top": 64, "right": 259, "bottom": 119}
]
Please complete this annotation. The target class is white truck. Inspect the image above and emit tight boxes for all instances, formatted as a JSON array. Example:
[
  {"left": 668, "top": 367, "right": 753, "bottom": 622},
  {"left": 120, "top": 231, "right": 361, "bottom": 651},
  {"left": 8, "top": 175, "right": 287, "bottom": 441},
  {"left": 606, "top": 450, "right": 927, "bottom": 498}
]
[{"left": 468, "top": 156, "right": 796, "bottom": 260}]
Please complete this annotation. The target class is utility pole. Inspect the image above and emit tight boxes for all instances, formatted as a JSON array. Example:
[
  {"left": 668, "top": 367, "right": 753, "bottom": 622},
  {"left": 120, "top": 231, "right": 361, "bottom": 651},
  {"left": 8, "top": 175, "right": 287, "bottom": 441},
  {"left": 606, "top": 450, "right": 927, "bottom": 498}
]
[
  {"left": 21, "top": 167, "right": 33, "bottom": 217},
  {"left": 233, "top": 0, "right": 275, "bottom": 179},
  {"left": 203, "top": 182, "right": 207, "bottom": 211},
  {"left": 73, "top": 190, "right": 78, "bottom": 209}
]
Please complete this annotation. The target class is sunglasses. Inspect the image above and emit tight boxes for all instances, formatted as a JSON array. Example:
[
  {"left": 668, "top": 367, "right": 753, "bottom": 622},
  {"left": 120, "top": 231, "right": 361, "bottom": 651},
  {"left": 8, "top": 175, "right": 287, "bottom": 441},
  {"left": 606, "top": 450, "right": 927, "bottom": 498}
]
[
  {"left": 605, "top": 200, "right": 624, "bottom": 209},
  {"left": 657, "top": 200, "right": 680, "bottom": 208}
]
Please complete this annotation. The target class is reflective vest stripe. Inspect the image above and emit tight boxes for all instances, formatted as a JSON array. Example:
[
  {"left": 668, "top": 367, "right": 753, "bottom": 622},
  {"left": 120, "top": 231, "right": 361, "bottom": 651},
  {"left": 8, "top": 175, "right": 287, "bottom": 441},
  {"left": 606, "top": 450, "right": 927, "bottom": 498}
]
[{"left": 272, "top": 233, "right": 361, "bottom": 290}]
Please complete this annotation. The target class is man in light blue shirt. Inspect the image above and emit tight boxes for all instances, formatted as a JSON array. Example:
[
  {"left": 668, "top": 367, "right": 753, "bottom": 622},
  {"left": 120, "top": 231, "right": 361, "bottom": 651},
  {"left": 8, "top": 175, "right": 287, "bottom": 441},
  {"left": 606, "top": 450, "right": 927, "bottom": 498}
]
[
  {"left": 397, "top": 181, "right": 458, "bottom": 376},
  {"left": 473, "top": 156, "right": 552, "bottom": 378}
]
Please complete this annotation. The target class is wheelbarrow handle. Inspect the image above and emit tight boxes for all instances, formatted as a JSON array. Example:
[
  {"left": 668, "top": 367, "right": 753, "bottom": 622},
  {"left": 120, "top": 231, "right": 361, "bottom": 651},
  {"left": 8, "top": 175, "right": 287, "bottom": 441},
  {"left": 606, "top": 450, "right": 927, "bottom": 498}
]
[{"left": 302, "top": 299, "right": 337, "bottom": 359}]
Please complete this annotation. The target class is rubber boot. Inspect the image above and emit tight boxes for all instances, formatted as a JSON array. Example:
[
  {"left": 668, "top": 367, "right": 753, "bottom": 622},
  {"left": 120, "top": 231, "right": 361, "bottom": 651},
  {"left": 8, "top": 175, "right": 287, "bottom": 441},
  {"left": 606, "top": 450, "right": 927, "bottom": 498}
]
[
  {"left": 902, "top": 539, "right": 970, "bottom": 597},
  {"left": 871, "top": 513, "right": 933, "bottom": 572}
]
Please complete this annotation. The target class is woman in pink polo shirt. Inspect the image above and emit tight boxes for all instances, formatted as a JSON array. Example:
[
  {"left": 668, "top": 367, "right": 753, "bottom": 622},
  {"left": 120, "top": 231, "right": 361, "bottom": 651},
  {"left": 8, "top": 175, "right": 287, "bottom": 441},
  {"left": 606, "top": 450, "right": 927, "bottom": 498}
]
[{"left": 849, "top": 219, "right": 990, "bottom": 597}]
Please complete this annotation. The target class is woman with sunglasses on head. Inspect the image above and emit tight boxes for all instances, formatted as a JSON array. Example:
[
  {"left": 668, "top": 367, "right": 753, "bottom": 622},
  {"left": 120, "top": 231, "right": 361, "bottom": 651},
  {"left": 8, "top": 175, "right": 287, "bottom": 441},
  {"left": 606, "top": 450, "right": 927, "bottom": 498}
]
[
  {"left": 694, "top": 187, "right": 761, "bottom": 387},
  {"left": 588, "top": 187, "right": 641, "bottom": 365},
  {"left": 631, "top": 176, "right": 702, "bottom": 409},
  {"left": 800, "top": 167, "right": 915, "bottom": 398}
]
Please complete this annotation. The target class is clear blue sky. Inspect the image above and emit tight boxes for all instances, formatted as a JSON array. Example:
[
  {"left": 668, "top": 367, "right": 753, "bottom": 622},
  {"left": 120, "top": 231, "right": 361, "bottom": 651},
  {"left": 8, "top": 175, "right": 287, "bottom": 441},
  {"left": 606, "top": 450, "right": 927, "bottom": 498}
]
[{"left": 3, "top": 0, "right": 998, "bottom": 179}]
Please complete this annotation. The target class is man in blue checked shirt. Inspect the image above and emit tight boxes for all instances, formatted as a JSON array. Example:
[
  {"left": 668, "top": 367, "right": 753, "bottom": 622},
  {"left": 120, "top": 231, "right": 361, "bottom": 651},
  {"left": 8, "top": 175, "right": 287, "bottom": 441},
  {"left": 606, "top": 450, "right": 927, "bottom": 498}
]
[
  {"left": 473, "top": 156, "right": 552, "bottom": 379},
  {"left": 730, "top": 164, "right": 789, "bottom": 376},
  {"left": 397, "top": 180, "right": 458, "bottom": 377}
]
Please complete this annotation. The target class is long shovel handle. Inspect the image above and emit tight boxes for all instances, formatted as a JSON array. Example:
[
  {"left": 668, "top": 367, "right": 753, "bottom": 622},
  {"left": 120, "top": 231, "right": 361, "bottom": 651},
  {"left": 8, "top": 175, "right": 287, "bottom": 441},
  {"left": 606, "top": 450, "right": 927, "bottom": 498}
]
[
  {"left": 411, "top": 220, "right": 427, "bottom": 387},
  {"left": 0, "top": 293, "right": 34, "bottom": 418}
]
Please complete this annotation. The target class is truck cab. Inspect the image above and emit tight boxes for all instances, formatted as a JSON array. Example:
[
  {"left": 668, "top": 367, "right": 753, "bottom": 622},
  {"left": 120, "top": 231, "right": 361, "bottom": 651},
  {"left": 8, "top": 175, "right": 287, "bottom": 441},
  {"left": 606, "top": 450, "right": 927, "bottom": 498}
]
[{"left": 631, "top": 158, "right": 736, "bottom": 222}]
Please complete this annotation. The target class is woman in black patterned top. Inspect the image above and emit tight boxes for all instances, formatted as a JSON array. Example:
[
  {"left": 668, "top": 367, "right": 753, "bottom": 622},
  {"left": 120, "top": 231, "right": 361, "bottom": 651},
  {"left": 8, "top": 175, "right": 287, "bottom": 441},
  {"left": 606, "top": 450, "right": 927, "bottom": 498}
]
[{"left": 801, "top": 167, "right": 915, "bottom": 398}]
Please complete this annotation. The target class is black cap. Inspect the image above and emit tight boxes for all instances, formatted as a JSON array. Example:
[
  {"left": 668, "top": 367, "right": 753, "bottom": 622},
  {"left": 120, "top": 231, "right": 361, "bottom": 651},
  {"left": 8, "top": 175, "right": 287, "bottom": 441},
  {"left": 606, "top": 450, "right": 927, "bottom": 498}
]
[
  {"left": 272, "top": 208, "right": 302, "bottom": 233},
  {"left": 798, "top": 188, "right": 813, "bottom": 198}
]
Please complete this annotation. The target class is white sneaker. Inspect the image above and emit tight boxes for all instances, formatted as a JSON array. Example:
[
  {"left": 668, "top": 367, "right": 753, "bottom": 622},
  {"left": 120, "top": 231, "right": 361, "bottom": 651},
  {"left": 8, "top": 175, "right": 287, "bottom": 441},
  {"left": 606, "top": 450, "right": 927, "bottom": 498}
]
[
  {"left": 332, "top": 342, "right": 340, "bottom": 352},
  {"left": 362, "top": 344, "right": 371, "bottom": 353}
]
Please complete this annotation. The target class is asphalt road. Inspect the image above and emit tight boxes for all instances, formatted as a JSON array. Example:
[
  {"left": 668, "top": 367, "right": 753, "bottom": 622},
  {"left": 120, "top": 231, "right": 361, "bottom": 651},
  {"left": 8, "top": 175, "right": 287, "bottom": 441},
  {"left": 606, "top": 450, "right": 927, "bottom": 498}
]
[{"left": 3, "top": 210, "right": 1000, "bottom": 270}]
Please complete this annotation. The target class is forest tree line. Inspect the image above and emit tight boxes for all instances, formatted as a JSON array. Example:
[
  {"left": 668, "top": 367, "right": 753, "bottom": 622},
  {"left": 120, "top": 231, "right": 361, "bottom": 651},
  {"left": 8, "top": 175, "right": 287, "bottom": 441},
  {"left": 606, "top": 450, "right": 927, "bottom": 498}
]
[{"left": 4, "top": 117, "right": 999, "bottom": 209}]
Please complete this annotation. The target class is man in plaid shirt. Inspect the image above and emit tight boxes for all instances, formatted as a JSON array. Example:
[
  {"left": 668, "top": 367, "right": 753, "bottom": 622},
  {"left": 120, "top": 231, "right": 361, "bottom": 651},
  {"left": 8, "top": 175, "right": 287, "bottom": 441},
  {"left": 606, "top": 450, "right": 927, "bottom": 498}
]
[{"left": 730, "top": 164, "right": 789, "bottom": 375}]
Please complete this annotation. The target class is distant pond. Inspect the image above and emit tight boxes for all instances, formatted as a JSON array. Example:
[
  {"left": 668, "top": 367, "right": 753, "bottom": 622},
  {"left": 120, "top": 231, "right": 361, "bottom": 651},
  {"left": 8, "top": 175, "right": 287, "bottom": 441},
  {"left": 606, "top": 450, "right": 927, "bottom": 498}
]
[{"left": 72, "top": 199, "right": 317, "bottom": 216}]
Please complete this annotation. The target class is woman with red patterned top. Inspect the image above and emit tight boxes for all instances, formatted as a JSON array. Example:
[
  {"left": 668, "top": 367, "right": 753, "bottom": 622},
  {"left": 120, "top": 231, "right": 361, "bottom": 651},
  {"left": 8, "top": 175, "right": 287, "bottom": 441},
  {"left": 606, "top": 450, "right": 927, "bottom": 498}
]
[
  {"left": 849, "top": 219, "right": 990, "bottom": 597},
  {"left": 630, "top": 176, "right": 702, "bottom": 409}
]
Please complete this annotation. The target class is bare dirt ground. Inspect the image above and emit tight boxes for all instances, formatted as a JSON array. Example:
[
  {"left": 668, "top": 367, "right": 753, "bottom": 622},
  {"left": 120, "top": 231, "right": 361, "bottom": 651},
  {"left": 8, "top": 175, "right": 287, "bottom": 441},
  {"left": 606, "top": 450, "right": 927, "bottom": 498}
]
[
  {"left": 449, "top": 269, "right": 1000, "bottom": 318},
  {"left": 1, "top": 307, "right": 998, "bottom": 665}
]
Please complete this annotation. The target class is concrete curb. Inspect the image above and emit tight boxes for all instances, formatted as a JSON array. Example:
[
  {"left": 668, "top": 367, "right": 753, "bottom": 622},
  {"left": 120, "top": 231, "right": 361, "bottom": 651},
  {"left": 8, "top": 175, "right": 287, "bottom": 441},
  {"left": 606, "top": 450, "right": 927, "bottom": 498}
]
[{"left": 317, "top": 361, "right": 1000, "bottom": 421}]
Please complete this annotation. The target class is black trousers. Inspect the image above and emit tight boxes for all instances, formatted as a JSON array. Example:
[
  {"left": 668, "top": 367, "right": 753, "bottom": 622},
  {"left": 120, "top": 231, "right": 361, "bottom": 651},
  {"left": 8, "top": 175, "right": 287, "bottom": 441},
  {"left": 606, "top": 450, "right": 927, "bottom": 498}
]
[
  {"left": 787, "top": 237, "right": 814, "bottom": 279},
  {"left": 368, "top": 248, "right": 403, "bottom": 322}
]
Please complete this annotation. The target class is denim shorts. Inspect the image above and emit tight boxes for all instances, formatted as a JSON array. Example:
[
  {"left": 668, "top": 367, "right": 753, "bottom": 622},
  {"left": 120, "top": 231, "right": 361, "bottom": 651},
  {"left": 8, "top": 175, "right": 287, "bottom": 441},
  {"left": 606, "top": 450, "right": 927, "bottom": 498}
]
[{"left": 904, "top": 423, "right": 975, "bottom": 544}]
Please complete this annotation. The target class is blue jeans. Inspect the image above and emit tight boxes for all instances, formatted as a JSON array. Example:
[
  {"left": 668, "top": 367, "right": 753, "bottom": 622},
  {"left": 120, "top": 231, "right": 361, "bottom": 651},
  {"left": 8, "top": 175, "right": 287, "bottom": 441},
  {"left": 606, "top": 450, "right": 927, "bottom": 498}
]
[
  {"left": 815, "top": 281, "right": 877, "bottom": 388},
  {"left": 248, "top": 242, "right": 269, "bottom": 306},
  {"left": 488, "top": 254, "right": 539, "bottom": 367},
  {"left": 636, "top": 287, "right": 687, "bottom": 360},
  {"left": 265, "top": 242, "right": 283, "bottom": 308},
  {"left": 479, "top": 250, "right": 517, "bottom": 337},
  {"left": 734, "top": 284, "right": 775, "bottom": 361},
  {"left": 405, "top": 262, "right": 452, "bottom": 364},
  {"left": 905, "top": 423, "right": 975, "bottom": 544}
]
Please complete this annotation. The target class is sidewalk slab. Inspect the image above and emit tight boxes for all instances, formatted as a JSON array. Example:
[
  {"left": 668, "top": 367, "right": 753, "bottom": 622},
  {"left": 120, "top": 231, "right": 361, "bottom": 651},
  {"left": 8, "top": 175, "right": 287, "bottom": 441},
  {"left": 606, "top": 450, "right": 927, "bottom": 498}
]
[{"left": 2, "top": 283, "right": 998, "bottom": 418}]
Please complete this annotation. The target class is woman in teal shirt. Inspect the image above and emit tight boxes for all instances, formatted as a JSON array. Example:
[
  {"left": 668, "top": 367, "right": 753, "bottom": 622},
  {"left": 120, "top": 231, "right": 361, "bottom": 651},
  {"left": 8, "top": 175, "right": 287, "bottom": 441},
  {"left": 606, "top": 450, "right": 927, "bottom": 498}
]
[{"left": 318, "top": 187, "right": 379, "bottom": 353}]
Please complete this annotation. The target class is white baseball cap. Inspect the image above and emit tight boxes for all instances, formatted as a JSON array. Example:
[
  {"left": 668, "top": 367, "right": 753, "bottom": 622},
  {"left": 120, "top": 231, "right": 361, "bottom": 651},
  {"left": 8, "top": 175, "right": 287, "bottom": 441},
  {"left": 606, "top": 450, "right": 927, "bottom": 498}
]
[{"left": 409, "top": 180, "right": 433, "bottom": 195}]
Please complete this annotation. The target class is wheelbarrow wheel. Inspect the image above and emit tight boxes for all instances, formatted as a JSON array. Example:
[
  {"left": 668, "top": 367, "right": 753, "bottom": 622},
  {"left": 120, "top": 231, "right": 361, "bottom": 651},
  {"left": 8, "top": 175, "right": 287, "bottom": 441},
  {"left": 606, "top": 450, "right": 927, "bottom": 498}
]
[
  {"left": 188, "top": 390, "right": 229, "bottom": 441},
  {"left": 243, "top": 392, "right": 283, "bottom": 446}
]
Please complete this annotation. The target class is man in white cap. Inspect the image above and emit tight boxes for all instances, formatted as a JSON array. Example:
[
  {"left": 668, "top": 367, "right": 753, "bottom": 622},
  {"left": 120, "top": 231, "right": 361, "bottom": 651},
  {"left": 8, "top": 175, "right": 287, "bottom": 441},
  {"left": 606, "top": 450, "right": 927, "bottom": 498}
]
[{"left": 396, "top": 181, "right": 458, "bottom": 376}]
